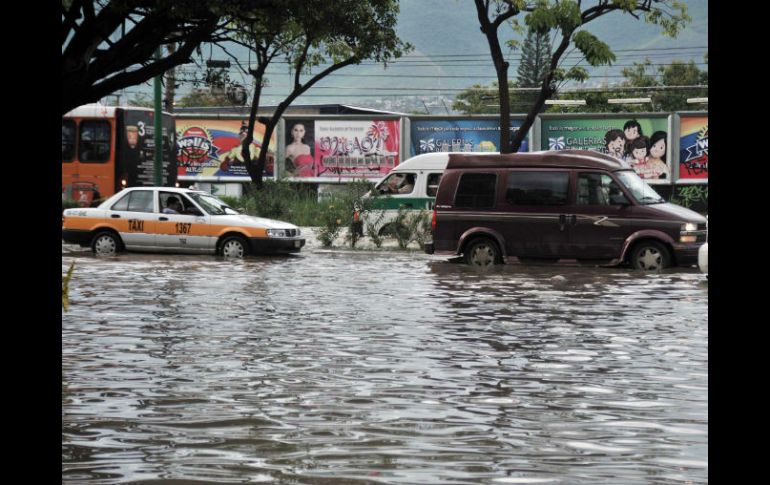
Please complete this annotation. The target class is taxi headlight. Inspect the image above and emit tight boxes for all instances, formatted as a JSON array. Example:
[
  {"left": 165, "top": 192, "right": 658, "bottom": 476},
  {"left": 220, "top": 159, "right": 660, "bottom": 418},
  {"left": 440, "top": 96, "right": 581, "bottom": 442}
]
[{"left": 267, "top": 229, "right": 295, "bottom": 238}]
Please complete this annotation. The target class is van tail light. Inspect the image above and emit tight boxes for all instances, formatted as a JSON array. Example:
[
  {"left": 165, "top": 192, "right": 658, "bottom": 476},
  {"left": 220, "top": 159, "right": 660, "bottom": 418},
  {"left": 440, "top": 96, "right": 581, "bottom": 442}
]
[
  {"left": 353, "top": 210, "right": 360, "bottom": 223},
  {"left": 431, "top": 209, "right": 437, "bottom": 232}
]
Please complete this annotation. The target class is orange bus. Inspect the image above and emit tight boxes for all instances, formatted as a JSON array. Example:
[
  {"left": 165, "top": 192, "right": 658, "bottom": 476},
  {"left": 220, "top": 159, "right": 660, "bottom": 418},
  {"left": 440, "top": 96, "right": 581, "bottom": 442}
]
[{"left": 62, "top": 104, "right": 177, "bottom": 206}]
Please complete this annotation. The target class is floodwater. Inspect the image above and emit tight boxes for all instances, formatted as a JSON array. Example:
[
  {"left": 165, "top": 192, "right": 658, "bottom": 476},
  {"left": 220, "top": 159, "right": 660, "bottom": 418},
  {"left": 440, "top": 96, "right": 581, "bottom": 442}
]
[{"left": 62, "top": 247, "right": 708, "bottom": 484}]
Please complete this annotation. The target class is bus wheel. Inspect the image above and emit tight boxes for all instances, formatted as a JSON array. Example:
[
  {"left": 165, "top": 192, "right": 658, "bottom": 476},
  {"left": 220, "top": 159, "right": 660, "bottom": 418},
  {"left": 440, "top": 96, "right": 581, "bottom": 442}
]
[
  {"left": 91, "top": 231, "right": 121, "bottom": 256},
  {"left": 464, "top": 238, "right": 501, "bottom": 267},
  {"left": 221, "top": 235, "right": 248, "bottom": 258},
  {"left": 630, "top": 240, "right": 671, "bottom": 271}
]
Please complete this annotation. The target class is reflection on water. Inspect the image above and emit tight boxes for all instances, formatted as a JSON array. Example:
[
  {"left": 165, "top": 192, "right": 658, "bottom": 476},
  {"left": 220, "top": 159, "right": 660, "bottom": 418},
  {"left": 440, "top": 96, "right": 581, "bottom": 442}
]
[{"left": 62, "top": 250, "right": 707, "bottom": 484}]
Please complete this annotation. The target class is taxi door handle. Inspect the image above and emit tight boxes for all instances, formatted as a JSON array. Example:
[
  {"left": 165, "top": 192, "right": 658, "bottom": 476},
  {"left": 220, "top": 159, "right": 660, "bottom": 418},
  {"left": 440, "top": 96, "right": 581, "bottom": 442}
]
[
  {"left": 159, "top": 216, "right": 169, "bottom": 221},
  {"left": 111, "top": 214, "right": 121, "bottom": 218}
]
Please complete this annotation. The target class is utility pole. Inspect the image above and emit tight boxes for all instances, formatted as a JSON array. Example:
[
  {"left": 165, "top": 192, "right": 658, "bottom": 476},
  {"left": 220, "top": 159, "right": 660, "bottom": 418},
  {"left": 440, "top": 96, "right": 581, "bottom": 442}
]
[
  {"left": 164, "top": 42, "right": 176, "bottom": 112},
  {"left": 153, "top": 47, "right": 163, "bottom": 186}
]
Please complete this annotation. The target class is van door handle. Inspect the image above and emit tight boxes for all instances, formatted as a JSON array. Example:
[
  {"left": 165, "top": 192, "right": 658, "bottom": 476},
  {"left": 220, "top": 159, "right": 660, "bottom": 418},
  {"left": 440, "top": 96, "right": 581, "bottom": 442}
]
[
  {"left": 559, "top": 214, "right": 566, "bottom": 231},
  {"left": 159, "top": 216, "right": 169, "bottom": 221},
  {"left": 111, "top": 214, "right": 121, "bottom": 218}
]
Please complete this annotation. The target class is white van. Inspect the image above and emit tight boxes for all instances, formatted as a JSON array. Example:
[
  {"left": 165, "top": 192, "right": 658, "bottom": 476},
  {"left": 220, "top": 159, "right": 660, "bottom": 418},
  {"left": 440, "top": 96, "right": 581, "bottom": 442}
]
[{"left": 357, "top": 152, "right": 499, "bottom": 236}]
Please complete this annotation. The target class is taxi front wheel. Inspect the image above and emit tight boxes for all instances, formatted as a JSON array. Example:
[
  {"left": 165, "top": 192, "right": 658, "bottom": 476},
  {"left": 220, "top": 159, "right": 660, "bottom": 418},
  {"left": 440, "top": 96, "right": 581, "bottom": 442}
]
[
  {"left": 91, "top": 231, "right": 121, "bottom": 256},
  {"left": 220, "top": 236, "right": 248, "bottom": 258}
]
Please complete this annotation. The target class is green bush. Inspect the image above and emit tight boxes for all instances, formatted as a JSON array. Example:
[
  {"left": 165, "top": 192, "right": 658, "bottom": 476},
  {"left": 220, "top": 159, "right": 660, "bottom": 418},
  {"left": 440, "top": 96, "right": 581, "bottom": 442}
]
[
  {"left": 230, "top": 181, "right": 322, "bottom": 226},
  {"left": 62, "top": 199, "right": 79, "bottom": 211}
]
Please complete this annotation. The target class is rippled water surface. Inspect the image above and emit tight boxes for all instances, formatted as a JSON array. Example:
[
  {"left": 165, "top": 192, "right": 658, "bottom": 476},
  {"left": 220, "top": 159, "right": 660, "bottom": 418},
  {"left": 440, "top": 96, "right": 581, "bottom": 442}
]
[{"left": 62, "top": 248, "right": 708, "bottom": 484}]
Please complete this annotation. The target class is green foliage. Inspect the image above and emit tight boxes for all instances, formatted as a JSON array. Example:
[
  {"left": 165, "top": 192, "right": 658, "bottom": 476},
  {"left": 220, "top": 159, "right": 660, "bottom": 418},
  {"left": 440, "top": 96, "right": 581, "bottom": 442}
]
[
  {"left": 386, "top": 207, "right": 431, "bottom": 250},
  {"left": 572, "top": 31, "right": 616, "bottom": 66},
  {"left": 316, "top": 203, "right": 346, "bottom": 247},
  {"left": 471, "top": 0, "right": 691, "bottom": 128},
  {"left": 453, "top": 80, "right": 537, "bottom": 114},
  {"left": 221, "top": 0, "right": 412, "bottom": 186},
  {"left": 546, "top": 55, "right": 707, "bottom": 113},
  {"left": 363, "top": 210, "right": 387, "bottom": 248},
  {"left": 405, "top": 210, "right": 432, "bottom": 250},
  {"left": 671, "top": 185, "right": 708, "bottom": 213},
  {"left": 314, "top": 182, "right": 373, "bottom": 248},
  {"left": 516, "top": 28, "right": 552, "bottom": 88},
  {"left": 62, "top": 262, "right": 74, "bottom": 311},
  {"left": 62, "top": 199, "right": 79, "bottom": 211},
  {"left": 235, "top": 180, "right": 320, "bottom": 225},
  {"left": 176, "top": 88, "right": 232, "bottom": 108}
]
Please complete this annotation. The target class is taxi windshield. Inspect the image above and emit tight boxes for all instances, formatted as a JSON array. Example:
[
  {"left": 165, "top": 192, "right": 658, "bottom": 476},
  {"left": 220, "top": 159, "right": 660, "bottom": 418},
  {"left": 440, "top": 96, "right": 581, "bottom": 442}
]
[
  {"left": 615, "top": 170, "right": 664, "bottom": 205},
  {"left": 188, "top": 193, "right": 240, "bottom": 215}
]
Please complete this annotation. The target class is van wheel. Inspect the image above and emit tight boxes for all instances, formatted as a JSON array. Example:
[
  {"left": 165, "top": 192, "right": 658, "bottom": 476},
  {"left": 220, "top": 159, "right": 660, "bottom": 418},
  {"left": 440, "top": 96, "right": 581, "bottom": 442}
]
[
  {"left": 630, "top": 240, "right": 671, "bottom": 271},
  {"left": 464, "top": 238, "right": 500, "bottom": 267},
  {"left": 91, "top": 231, "right": 122, "bottom": 256},
  {"left": 220, "top": 235, "right": 248, "bottom": 258}
]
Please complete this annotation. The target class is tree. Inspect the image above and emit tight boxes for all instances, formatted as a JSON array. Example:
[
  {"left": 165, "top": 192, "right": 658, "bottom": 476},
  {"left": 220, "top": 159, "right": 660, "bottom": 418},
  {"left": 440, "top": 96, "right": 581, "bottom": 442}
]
[
  {"left": 516, "top": 27, "right": 552, "bottom": 88},
  {"left": 473, "top": 0, "right": 689, "bottom": 152},
  {"left": 61, "top": 0, "right": 279, "bottom": 115},
  {"left": 223, "top": 0, "right": 411, "bottom": 187},
  {"left": 548, "top": 56, "right": 708, "bottom": 113}
]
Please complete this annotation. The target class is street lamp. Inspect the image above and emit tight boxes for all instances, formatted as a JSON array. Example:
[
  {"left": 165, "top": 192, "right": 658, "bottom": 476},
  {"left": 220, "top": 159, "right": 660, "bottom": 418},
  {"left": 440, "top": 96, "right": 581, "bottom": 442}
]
[
  {"left": 607, "top": 97, "right": 652, "bottom": 104},
  {"left": 544, "top": 99, "right": 586, "bottom": 106}
]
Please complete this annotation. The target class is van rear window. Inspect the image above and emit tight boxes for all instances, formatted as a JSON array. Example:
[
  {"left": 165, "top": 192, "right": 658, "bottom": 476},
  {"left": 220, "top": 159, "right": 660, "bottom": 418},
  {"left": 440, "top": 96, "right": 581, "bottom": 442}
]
[
  {"left": 454, "top": 173, "right": 496, "bottom": 208},
  {"left": 506, "top": 171, "right": 569, "bottom": 206}
]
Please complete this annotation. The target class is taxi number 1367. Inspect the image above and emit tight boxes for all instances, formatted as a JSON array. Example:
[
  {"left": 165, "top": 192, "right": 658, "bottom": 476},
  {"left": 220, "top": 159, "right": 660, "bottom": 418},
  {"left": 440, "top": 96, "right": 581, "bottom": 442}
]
[{"left": 175, "top": 223, "right": 192, "bottom": 234}]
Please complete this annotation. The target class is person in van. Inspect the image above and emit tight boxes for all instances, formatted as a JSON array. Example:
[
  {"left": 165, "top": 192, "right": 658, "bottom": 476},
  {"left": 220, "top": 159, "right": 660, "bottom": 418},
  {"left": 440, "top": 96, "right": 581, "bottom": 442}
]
[{"left": 426, "top": 150, "right": 707, "bottom": 271}]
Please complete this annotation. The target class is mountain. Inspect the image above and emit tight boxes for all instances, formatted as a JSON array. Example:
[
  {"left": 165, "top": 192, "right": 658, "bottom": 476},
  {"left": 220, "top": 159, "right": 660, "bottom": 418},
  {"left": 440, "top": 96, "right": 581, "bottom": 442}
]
[
  {"left": 124, "top": 1, "right": 707, "bottom": 113},
  {"left": 280, "top": 0, "right": 708, "bottom": 111}
]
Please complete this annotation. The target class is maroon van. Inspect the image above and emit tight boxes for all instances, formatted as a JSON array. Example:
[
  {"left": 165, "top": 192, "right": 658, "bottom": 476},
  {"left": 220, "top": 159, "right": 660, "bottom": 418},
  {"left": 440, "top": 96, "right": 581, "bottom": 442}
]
[{"left": 424, "top": 150, "right": 707, "bottom": 270}]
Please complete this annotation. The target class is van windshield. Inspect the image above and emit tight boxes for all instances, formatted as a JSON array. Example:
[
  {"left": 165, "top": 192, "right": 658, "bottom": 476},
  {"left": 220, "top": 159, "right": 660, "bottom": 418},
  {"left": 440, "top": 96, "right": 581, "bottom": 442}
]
[{"left": 615, "top": 170, "right": 664, "bottom": 204}]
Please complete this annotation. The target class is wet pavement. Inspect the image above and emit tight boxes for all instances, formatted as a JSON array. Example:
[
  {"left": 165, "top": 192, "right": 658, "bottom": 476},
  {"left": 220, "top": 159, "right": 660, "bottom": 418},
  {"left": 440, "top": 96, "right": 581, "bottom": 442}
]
[{"left": 62, "top": 243, "right": 708, "bottom": 484}]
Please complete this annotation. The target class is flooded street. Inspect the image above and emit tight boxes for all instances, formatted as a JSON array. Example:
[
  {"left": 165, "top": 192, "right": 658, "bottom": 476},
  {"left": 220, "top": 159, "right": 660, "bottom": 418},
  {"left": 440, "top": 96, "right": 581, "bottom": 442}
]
[{"left": 62, "top": 247, "right": 708, "bottom": 484}]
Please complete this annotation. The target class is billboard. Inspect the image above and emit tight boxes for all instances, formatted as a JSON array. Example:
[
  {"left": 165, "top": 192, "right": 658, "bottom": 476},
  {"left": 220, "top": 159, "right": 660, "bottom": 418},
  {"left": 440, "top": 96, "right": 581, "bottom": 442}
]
[
  {"left": 678, "top": 116, "right": 708, "bottom": 182},
  {"left": 283, "top": 119, "right": 401, "bottom": 180},
  {"left": 409, "top": 118, "right": 529, "bottom": 156},
  {"left": 541, "top": 116, "right": 671, "bottom": 184},
  {"left": 176, "top": 119, "right": 275, "bottom": 178}
]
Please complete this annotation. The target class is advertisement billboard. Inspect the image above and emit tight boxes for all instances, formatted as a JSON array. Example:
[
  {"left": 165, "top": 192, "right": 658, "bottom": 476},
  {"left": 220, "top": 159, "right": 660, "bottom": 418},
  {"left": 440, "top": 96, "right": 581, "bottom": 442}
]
[
  {"left": 678, "top": 115, "right": 708, "bottom": 183},
  {"left": 176, "top": 118, "right": 275, "bottom": 179},
  {"left": 541, "top": 116, "right": 671, "bottom": 184},
  {"left": 409, "top": 118, "right": 528, "bottom": 156},
  {"left": 283, "top": 119, "right": 401, "bottom": 181}
]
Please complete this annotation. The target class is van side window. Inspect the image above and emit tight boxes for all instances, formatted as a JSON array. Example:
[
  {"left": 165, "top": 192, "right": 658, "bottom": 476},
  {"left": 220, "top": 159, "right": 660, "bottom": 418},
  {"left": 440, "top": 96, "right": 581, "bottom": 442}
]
[
  {"left": 506, "top": 171, "right": 569, "bottom": 206},
  {"left": 427, "top": 173, "right": 442, "bottom": 197},
  {"left": 577, "top": 173, "right": 619, "bottom": 206},
  {"left": 455, "top": 173, "right": 496, "bottom": 208}
]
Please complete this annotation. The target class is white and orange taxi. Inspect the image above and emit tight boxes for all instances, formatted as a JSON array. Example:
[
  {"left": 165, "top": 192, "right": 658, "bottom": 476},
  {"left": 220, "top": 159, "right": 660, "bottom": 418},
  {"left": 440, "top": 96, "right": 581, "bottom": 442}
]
[{"left": 62, "top": 187, "right": 305, "bottom": 258}]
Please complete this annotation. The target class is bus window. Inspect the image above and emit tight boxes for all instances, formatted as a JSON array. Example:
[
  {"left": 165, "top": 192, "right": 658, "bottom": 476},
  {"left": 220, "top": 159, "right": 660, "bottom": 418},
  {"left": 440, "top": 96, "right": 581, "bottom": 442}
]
[
  {"left": 62, "top": 120, "right": 75, "bottom": 162},
  {"left": 79, "top": 120, "right": 111, "bottom": 162}
]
